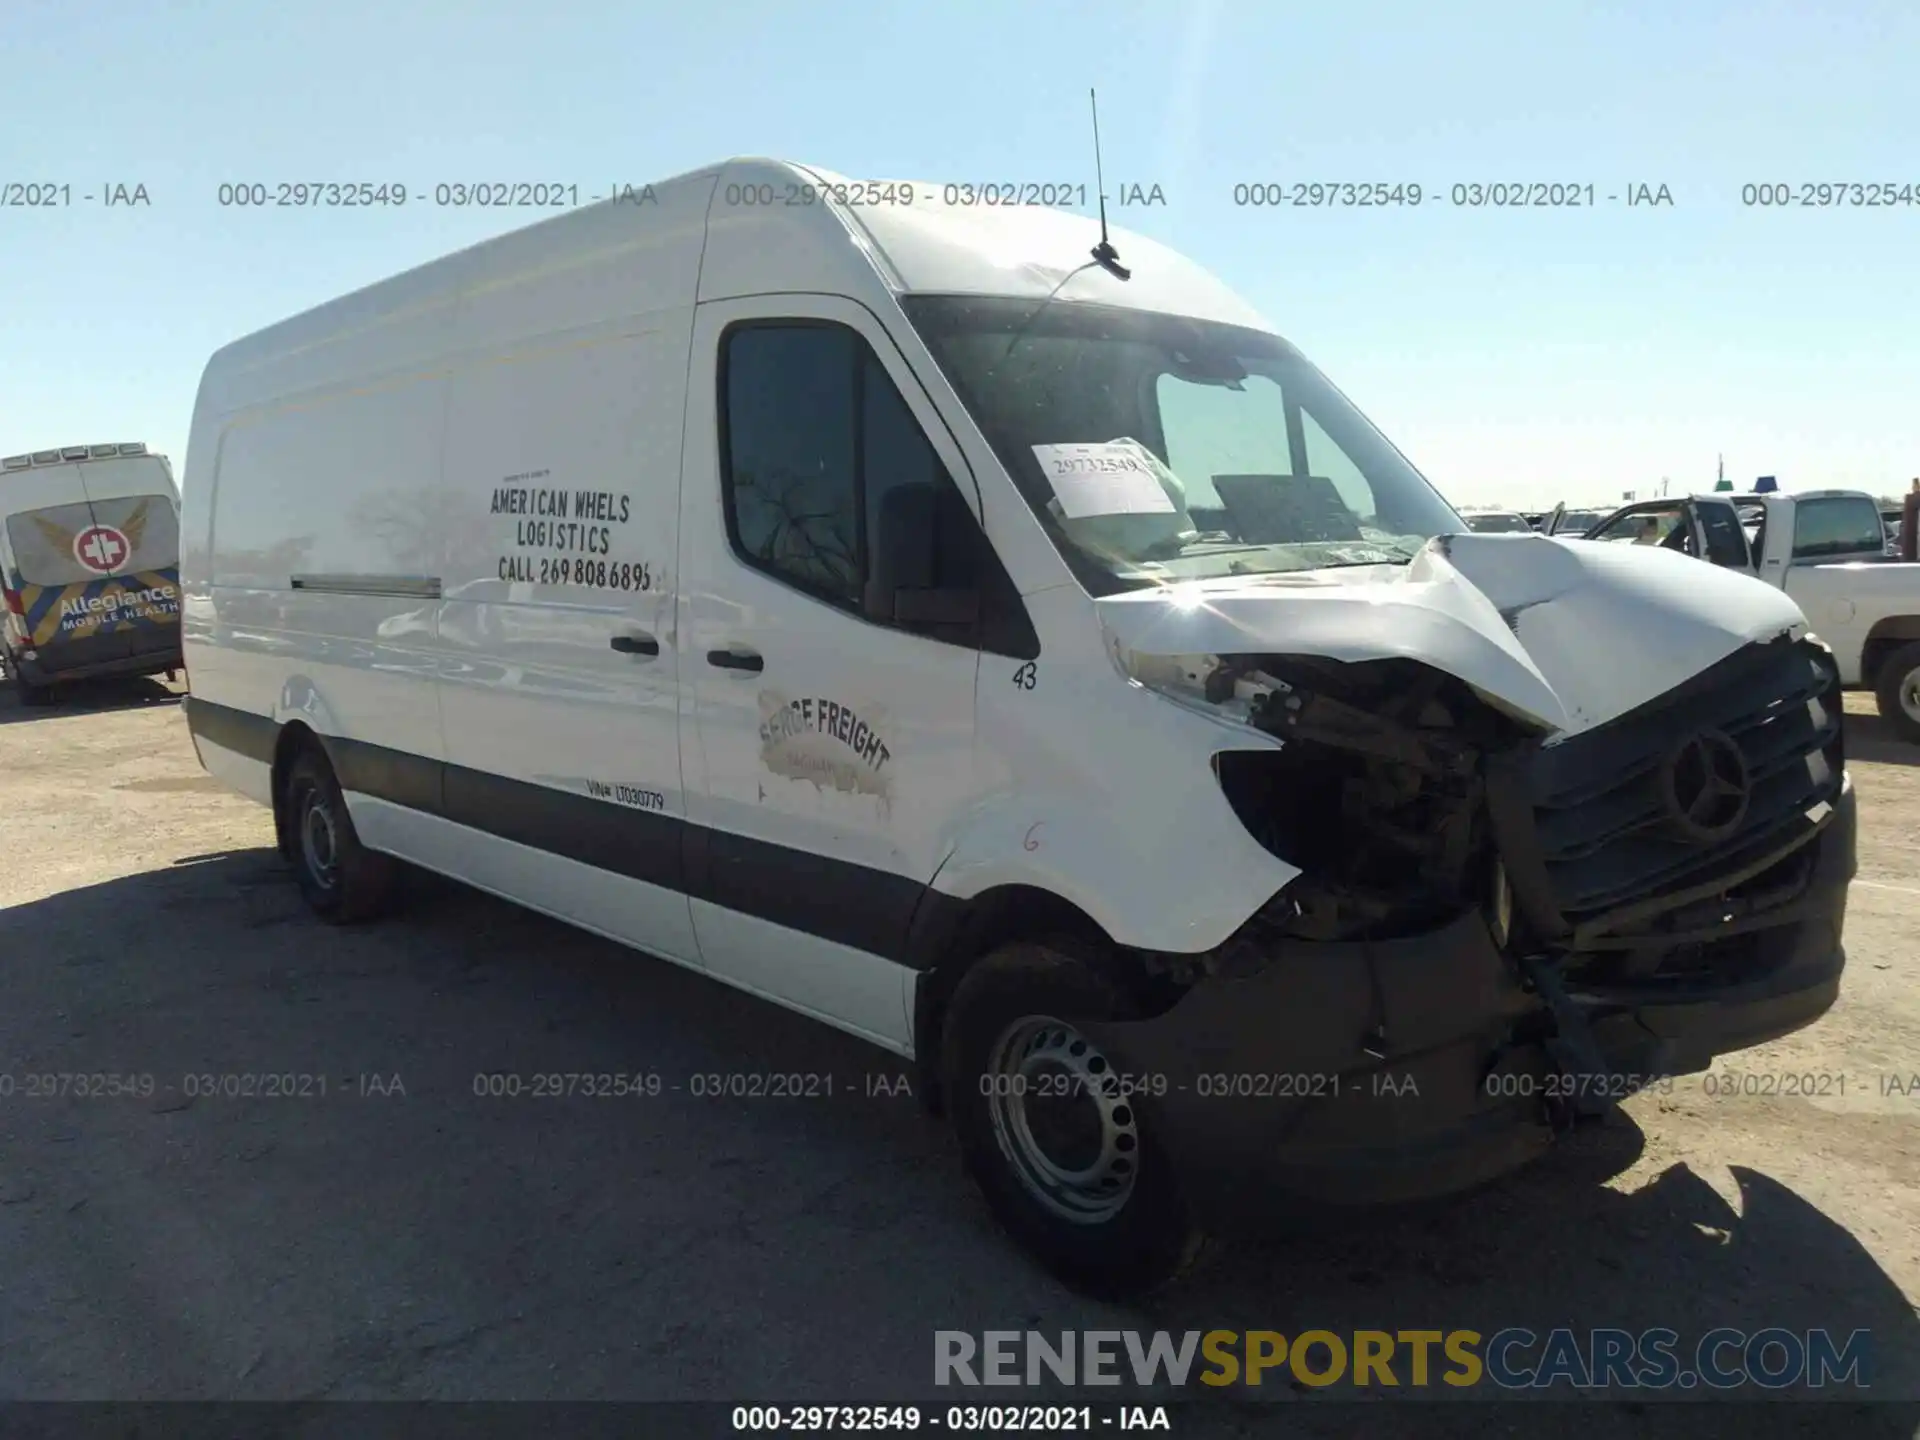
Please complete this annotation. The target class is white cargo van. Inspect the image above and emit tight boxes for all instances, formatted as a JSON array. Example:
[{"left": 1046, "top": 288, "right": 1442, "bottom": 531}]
[
  {"left": 1, "top": 443, "right": 183, "bottom": 705},
  {"left": 181, "top": 158, "right": 1856, "bottom": 1295}
]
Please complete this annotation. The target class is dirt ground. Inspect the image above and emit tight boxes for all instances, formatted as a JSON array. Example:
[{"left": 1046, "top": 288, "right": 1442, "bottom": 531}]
[{"left": 0, "top": 677, "right": 1915, "bottom": 1434}]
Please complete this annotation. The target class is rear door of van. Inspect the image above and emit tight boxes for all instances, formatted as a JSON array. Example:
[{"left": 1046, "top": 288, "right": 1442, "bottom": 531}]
[
  {"left": 73, "top": 459, "right": 183, "bottom": 668},
  {"left": 5, "top": 459, "right": 182, "bottom": 673}
]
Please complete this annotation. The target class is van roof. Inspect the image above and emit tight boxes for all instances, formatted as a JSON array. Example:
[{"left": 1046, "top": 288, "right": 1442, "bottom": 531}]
[
  {"left": 1, "top": 442, "right": 154, "bottom": 470},
  {"left": 200, "top": 157, "right": 1273, "bottom": 414}
]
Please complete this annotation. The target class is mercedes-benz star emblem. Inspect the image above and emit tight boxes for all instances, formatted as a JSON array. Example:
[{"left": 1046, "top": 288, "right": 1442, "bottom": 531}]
[{"left": 1659, "top": 728, "right": 1751, "bottom": 844}]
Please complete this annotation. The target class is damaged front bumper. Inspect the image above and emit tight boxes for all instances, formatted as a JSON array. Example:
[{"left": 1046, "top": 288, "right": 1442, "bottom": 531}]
[{"left": 1077, "top": 779, "right": 1855, "bottom": 1224}]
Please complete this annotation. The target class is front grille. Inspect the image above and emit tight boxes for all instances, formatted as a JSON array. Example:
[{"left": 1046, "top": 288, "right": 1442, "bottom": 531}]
[{"left": 1526, "top": 637, "right": 1843, "bottom": 929}]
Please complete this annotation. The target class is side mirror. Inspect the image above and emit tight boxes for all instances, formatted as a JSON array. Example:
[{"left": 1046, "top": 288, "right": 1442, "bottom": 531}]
[{"left": 863, "top": 482, "right": 980, "bottom": 628}]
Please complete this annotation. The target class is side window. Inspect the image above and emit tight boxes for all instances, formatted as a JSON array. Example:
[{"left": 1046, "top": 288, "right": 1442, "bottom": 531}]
[
  {"left": 1791, "top": 497, "right": 1883, "bottom": 559},
  {"left": 721, "top": 321, "right": 1013, "bottom": 650},
  {"left": 721, "top": 325, "right": 862, "bottom": 604},
  {"left": 862, "top": 352, "right": 978, "bottom": 592},
  {"left": 1592, "top": 504, "right": 1683, "bottom": 546},
  {"left": 1587, "top": 509, "right": 1639, "bottom": 543}
]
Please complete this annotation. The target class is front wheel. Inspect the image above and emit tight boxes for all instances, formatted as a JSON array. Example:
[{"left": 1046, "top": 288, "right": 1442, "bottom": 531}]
[
  {"left": 1874, "top": 641, "right": 1920, "bottom": 745},
  {"left": 942, "top": 941, "right": 1205, "bottom": 1298}
]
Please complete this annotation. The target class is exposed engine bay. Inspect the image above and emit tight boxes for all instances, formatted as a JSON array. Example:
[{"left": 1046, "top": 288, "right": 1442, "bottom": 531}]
[
  {"left": 1075, "top": 558, "right": 1852, "bottom": 1203},
  {"left": 1128, "top": 635, "right": 1847, "bottom": 1053},
  {"left": 1105, "top": 639, "right": 1852, "bottom": 1140},
  {"left": 1198, "top": 653, "right": 1530, "bottom": 944}
]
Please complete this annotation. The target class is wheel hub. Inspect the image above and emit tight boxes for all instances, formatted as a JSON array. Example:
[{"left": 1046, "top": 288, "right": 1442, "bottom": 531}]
[
  {"left": 301, "top": 792, "right": 339, "bottom": 889},
  {"left": 985, "top": 1015, "right": 1139, "bottom": 1224}
]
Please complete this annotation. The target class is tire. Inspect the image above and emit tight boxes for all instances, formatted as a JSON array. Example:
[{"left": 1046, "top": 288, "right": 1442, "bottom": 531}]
[
  {"left": 1875, "top": 641, "right": 1920, "bottom": 745},
  {"left": 281, "top": 746, "right": 399, "bottom": 923},
  {"left": 941, "top": 940, "right": 1205, "bottom": 1298}
]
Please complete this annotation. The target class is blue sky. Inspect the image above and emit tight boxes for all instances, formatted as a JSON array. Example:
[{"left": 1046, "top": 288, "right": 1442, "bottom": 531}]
[{"left": 2, "top": 0, "right": 1915, "bottom": 510}]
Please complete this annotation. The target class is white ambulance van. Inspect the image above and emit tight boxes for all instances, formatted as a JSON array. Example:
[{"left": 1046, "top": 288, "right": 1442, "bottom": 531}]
[
  {"left": 180, "top": 159, "right": 1856, "bottom": 1295},
  {"left": 1, "top": 443, "right": 183, "bottom": 705}
]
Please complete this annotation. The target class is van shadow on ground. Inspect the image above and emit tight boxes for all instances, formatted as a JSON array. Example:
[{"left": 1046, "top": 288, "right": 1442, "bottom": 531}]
[
  {"left": 0, "top": 674, "right": 180, "bottom": 726},
  {"left": 0, "top": 852, "right": 1913, "bottom": 1433}
]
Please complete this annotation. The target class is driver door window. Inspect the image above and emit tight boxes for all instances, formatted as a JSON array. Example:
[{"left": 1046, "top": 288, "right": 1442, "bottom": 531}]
[{"left": 1591, "top": 504, "right": 1690, "bottom": 550}]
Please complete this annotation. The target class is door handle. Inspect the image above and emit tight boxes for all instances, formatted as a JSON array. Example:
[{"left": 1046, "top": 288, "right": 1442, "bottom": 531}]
[
  {"left": 706, "top": 647, "right": 763, "bottom": 673},
  {"left": 610, "top": 634, "right": 659, "bottom": 656}
]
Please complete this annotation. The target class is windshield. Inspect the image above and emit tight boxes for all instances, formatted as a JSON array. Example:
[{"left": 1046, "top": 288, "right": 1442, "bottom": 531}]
[
  {"left": 1464, "top": 512, "right": 1531, "bottom": 533},
  {"left": 899, "top": 295, "right": 1464, "bottom": 595}
]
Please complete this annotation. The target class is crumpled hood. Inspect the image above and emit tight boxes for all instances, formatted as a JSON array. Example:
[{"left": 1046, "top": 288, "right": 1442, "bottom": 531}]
[{"left": 1095, "top": 533, "right": 1809, "bottom": 737}]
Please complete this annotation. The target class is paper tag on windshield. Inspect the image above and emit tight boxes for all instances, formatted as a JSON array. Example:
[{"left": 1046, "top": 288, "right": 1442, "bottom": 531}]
[{"left": 1031, "top": 442, "right": 1177, "bottom": 520}]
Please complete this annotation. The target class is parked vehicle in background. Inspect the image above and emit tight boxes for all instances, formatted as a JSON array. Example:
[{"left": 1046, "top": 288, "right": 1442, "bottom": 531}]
[
  {"left": 0, "top": 443, "right": 183, "bottom": 706},
  {"left": 176, "top": 156, "right": 1859, "bottom": 1295},
  {"left": 1550, "top": 509, "right": 1612, "bottom": 535},
  {"left": 1458, "top": 507, "right": 1534, "bottom": 534},
  {"left": 1578, "top": 490, "right": 1920, "bottom": 742}
]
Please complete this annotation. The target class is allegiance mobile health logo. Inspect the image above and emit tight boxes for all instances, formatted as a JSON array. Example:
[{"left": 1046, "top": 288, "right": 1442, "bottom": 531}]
[{"left": 935, "top": 1327, "right": 1871, "bottom": 1393}]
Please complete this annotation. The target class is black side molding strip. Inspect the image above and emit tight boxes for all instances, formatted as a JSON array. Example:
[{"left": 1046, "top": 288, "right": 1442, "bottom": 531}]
[
  {"left": 184, "top": 696, "right": 938, "bottom": 969},
  {"left": 443, "top": 760, "right": 683, "bottom": 894},
  {"left": 699, "top": 827, "right": 926, "bottom": 964},
  {"left": 182, "top": 695, "right": 276, "bottom": 764},
  {"left": 331, "top": 735, "right": 447, "bottom": 819}
]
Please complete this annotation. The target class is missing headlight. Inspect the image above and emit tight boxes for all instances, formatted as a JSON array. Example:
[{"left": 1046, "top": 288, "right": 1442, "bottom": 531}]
[{"left": 1215, "top": 655, "right": 1535, "bottom": 942}]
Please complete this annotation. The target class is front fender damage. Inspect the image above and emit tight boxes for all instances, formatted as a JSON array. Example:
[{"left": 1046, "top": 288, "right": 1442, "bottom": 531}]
[
  {"left": 1077, "top": 910, "right": 1560, "bottom": 1218},
  {"left": 1068, "top": 551, "right": 1849, "bottom": 1219}
]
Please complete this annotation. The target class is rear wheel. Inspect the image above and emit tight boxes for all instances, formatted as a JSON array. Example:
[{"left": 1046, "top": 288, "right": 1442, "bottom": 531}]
[
  {"left": 281, "top": 746, "right": 399, "bottom": 922},
  {"left": 942, "top": 941, "right": 1205, "bottom": 1298},
  {"left": 1874, "top": 641, "right": 1920, "bottom": 745}
]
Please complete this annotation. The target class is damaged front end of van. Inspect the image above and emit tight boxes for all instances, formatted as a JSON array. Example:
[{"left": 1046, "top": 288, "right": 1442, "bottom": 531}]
[{"left": 1075, "top": 532, "right": 1856, "bottom": 1221}]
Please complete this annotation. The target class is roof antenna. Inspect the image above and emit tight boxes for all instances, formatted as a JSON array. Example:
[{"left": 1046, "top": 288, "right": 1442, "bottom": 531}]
[{"left": 1087, "top": 89, "right": 1130, "bottom": 280}]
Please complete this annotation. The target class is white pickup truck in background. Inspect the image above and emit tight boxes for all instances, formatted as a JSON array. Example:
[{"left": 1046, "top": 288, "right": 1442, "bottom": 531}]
[{"left": 1562, "top": 489, "right": 1920, "bottom": 742}]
